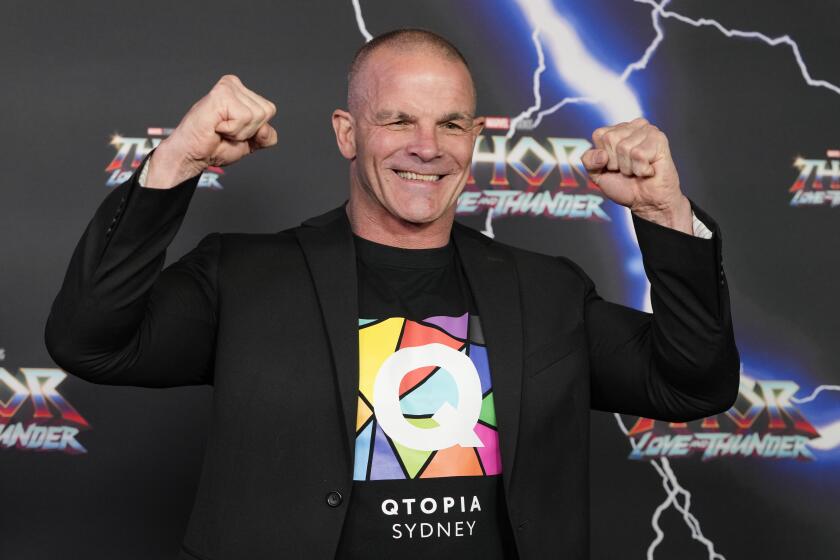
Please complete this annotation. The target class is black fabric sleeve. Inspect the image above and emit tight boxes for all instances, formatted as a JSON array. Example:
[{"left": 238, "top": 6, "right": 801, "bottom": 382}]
[
  {"left": 44, "top": 151, "right": 219, "bottom": 387},
  {"left": 561, "top": 201, "right": 740, "bottom": 421}
]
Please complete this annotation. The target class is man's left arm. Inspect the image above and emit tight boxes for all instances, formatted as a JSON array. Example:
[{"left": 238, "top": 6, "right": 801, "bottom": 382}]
[{"left": 577, "top": 118, "right": 740, "bottom": 420}]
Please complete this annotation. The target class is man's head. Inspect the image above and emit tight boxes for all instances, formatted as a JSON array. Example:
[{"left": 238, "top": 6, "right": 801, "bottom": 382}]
[{"left": 332, "top": 29, "right": 484, "bottom": 246}]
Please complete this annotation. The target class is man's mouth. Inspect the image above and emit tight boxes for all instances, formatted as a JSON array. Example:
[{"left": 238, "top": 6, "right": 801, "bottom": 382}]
[{"left": 393, "top": 169, "right": 443, "bottom": 183}]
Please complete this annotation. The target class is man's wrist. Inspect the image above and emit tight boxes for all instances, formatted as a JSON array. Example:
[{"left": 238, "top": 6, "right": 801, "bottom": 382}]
[
  {"left": 141, "top": 140, "right": 206, "bottom": 189},
  {"left": 631, "top": 194, "right": 693, "bottom": 235}
]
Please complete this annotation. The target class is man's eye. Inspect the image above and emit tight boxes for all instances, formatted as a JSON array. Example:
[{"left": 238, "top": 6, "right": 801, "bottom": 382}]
[{"left": 444, "top": 122, "right": 464, "bottom": 130}]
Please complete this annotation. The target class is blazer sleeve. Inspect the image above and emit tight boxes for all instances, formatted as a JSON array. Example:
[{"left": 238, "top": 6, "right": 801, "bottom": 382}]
[
  {"left": 561, "top": 202, "right": 740, "bottom": 421},
  {"left": 44, "top": 151, "right": 219, "bottom": 387}
]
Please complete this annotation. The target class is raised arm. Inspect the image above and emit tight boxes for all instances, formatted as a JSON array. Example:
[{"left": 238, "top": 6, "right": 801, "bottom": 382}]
[
  {"left": 573, "top": 118, "right": 740, "bottom": 420},
  {"left": 564, "top": 205, "right": 739, "bottom": 421},
  {"left": 44, "top": 75, "right": 277, "bottom": 387}
]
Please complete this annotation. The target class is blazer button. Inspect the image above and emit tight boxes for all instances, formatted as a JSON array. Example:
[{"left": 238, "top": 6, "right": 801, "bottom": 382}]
[{"left": 326, "top": 491, "right": 343, "bottom": 507}]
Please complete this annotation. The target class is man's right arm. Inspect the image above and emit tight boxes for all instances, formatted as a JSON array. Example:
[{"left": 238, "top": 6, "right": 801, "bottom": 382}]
[
  {"left": 44, "top": 75, "right": 278, "bottom": 387},
  {"left": 44, "top": 154, "right": 221, "bottom": 387}
]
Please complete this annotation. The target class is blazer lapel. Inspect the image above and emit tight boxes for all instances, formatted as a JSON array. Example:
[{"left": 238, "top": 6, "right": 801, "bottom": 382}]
[
  {"left": 453, "top": 223, "right": 524, "bottom": 498},
  {"left": 295, "top": 204, "right": 359, "bottom": 467}
]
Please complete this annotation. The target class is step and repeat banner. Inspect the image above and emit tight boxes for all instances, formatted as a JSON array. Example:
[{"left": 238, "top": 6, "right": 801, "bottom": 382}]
[{"left": 2, "top": 1, "right": 838, "bottom": 558}]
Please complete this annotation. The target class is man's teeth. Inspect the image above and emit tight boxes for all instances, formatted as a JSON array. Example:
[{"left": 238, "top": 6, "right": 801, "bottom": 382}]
[{"left": 395, "top": 170, "right": 441, "bottom": 182}]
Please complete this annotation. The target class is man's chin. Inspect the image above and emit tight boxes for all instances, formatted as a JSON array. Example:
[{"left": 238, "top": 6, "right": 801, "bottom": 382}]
[
  {"left": 393, "top": 213, "right": 439, "bottom": 227},
  {"left": 389, "top": 203, "right": 451, "bottom": 227}
]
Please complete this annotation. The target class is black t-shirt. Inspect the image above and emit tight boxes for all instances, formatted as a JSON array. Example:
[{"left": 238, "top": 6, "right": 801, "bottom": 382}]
[{"left": 335, "top": 235, "right": 518, "bottom": 559}]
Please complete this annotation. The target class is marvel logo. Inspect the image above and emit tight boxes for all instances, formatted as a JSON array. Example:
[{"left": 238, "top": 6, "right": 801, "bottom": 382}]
[{"left": 483, "top": 116, "right": 510, "bottom": 130}]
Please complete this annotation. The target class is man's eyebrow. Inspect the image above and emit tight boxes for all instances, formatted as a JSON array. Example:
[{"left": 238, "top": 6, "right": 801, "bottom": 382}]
[
  {"left": 373, "top": 111, "right": 475, "bottom": 122},
  {"left": 439, "top": 112, "right": 474, "bottom": 122},
  {"left": 374, "top": 110, "right": 414, "bottom": 121}
]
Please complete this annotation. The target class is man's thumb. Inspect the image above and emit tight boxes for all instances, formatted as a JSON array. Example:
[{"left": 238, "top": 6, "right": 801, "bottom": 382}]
[
  {"left": 582, "top": 148, "right": 607, "bottom": 171},
  {"left": 215, "top": 119, "right": 236, "bottom": 136},
  {"left": 252, "top": 124, "right": 277, "bottom": 149}
]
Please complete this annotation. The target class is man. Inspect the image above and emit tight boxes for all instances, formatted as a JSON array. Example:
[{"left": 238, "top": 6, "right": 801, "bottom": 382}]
[{"left": 46, "top": 29, "right": 738, "bottom": 559}]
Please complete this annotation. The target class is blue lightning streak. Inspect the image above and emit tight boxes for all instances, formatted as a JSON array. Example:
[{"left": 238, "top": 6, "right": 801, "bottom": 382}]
[
  {"left": 506, "top": 0, "right": 651, "bottom": 309},
  {"left": 515, "top": 0, "right": 840, "bottom": 133},
  {"left": 516, "top": 0, "right": 666, "bottom": 130},
  {"left": 512, "top": 0, "right": 644, "bottom": 126}
]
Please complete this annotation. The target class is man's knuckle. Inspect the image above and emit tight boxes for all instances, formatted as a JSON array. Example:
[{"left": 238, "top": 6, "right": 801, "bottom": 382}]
[{"left": 616, "top": 139, "right": 631, "bottom": 155}]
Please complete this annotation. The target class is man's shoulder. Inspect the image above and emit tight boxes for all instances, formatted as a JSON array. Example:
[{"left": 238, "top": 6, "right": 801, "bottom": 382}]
[
  {"left": 212, "top": 205, "right": 338, "bottom": 247},
  {"left": 213, "top": 229, "right": 297, "bottom": 246},
  {"left": 207, "top": 204, "right": 345, "bottom": 261},
  {"left": 205, "top": 228, "right": 300, "bottom": 267}
]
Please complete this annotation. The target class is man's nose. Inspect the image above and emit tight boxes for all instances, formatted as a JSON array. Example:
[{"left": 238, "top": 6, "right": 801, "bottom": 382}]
[{"left": 406, "top": 125, "right": 442, "bottom": 161}]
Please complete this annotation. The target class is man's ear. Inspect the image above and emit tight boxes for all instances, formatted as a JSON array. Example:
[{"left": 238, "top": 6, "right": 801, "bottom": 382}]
[
  {"left": 332, "top": 109, "right": 356, "bottom": 160},
  {"left": 471, "top": 116, "right": 486, "bottom": 139}
]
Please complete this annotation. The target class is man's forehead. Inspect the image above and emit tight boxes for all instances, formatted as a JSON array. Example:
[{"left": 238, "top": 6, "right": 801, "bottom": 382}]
[{"left": 350, "top": 44, "right": 477, "bottom": 114}]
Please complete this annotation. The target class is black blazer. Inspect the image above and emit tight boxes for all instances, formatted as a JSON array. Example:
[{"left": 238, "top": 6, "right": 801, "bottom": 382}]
[{"left": 46, "top": 156, "right": 739, "bottom": 560}]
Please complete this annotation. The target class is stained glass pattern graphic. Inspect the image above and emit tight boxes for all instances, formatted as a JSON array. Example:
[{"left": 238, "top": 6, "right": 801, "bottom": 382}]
[{"left": 354, "top": 313, "right": 502, "bottom": 481}]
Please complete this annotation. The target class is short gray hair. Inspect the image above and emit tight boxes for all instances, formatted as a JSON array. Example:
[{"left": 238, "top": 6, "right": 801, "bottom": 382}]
[{"left": 346, "top": 28, "right": 474, "bottom": 113}]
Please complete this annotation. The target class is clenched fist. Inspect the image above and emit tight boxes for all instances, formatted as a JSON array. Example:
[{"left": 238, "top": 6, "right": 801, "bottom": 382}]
[
  {"left": 144, "top": 75, "right": 278, "bottom": 189},
  {"left": 581, "top": 117, "right": 692, "bottom": 234}
]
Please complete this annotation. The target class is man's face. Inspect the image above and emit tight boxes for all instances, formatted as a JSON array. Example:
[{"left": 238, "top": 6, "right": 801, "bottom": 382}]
[{"left": 337, "top": 48, "right": 484, "bottom": 228}]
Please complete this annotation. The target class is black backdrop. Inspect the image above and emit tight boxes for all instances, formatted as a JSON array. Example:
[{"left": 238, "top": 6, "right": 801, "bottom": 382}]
[{"left": 2, "top": 1, "right": 839, "bottom": 558}]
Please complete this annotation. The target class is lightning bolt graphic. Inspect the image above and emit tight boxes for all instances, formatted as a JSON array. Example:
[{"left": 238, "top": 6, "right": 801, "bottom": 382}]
[
  {"left": 509, "top": 0, "right": 653, "bottom": 135},
  {"left": 614, "top": 413, "right": 727, "bottom": 560},
  {"left": 792, "top": 384, "right": 840, "bottom": 450},
  {"left": 791, "top": 384, "right": 840, "bottom": 405},
  {"left": 616, "top": 373, "right": 840, "bottom": 555},
  {"left": 482, "top": 27, "right": 548, "bottom": 238},
  {"left": 494, "top": 0, "right": 653, "bottom": 246},
  {"left": 351, "top": 0, "right": 373, "bottom": 42},
  {"left": 511, "top": 0, "right": 840, "bottom": 134},
  {"left": 506, "top": 27, "right": 547, "bottom": 140},
  {"left": 499, "top": 0, "right": 840, "bottom": 245},
  {"left": 648, "top": 458, "right": 727, "bottom": 560},
  {"left": 636, "top": 0, "right": 840, "bottom": 96}
]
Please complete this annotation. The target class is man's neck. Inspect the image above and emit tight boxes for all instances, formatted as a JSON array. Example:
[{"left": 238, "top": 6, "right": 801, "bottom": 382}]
[{"left": 345, "top": 196, "right": 454, "bottom": 249}]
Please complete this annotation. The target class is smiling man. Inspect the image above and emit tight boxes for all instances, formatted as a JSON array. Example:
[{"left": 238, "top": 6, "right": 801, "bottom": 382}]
[
  {"left": 46, "top": 29, "right": 739, "bottom": 560},
  {"left": 334, "top": 34, "right": 483, "bottom": 248}
]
